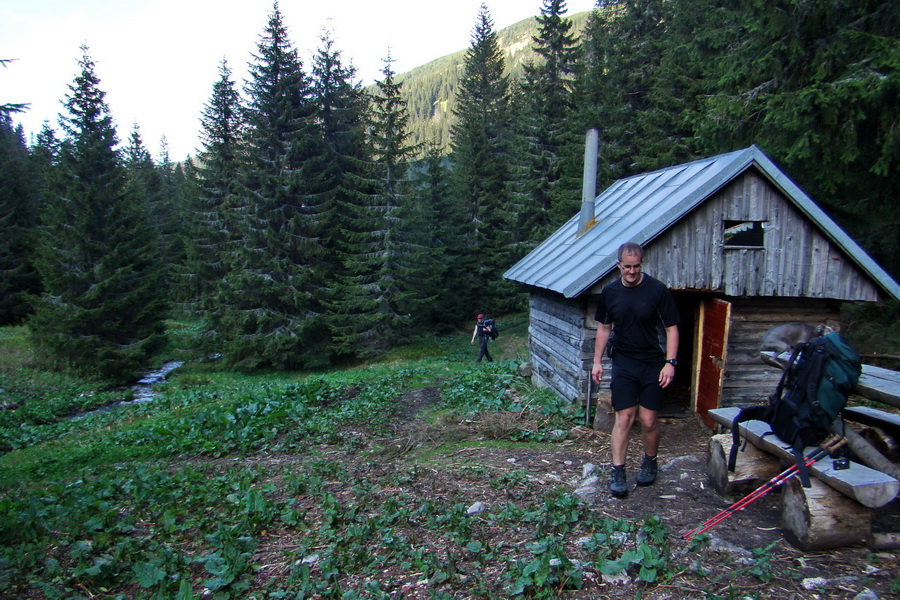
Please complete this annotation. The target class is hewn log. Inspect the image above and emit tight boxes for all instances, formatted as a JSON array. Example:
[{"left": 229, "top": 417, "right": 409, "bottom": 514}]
[
  {"left": 709, "top": 407, "right": 900, "bottom": 508},
  {"left": 844, "top": 406, "right": 900, "bottom": 437},
  {"left": 782, "top": 477, "right": 872, "bottom": 550},
  {"left": 832, "top": 422, "right": 900, "bottom": 482},
  {"left": 856, "top": 364, "right": 900, "bottom": 409},
  {"left": 858, "top": 426, "right": 900, "bottom": 462},
  {"left": 869, "top": 532, "right": 900, "bottom": 550},
  {"left": 592, "top": 392, "right": 614, "bottom": 430},
  {"left": 707, "top": 434, "right": 782, "bottom": 496}
]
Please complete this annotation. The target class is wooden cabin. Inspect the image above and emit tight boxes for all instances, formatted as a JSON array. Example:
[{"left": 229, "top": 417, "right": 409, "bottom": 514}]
[{"left": 504, "top": 144, "right": 900, "bottom": 426}]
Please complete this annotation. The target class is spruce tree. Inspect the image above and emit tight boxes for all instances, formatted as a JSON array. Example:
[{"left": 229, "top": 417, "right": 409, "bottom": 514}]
[
  {"left": 155, "top": 136, "right": 188, "bottom": 296},
  {"left": 635, "top": 0, "right": 708, "bottom": 168},
  {"left": 370, "top": 58, "right": 444, "bottom": 333},
  {"left": 409, "top": 143, "right": 455, "bottom": 331},
  {"left": 328, "top": 56, "right": 424, "bottom": 357},
  {"left": 308, "top": 31, "right": 378, "bottom": 357},
  {"left": 450, "top": 3, "right": 514, "bottom": 315},
  {"left": 0, "top": 59, "right": 29, "bottom": 116},
  {"left": 184, "top": 59, "right": 245, "bottom": 347},
  {"left": 0, "top": 116, "right": 40, "bottom": 324},
  {"left": 219, "top": 4, "right": 326, "bottom": 369},
  {"left": 513, "top": 0, "right": 582, "bottom": 246},
  {"left": 30, "top": 47, "right": 166, "bottom": 381},
  {"left": 123, "top": 125, "right": 176, "bottom": 296},
  {"left": 573, "top": 0, "right": 669, "bottom": 184}
]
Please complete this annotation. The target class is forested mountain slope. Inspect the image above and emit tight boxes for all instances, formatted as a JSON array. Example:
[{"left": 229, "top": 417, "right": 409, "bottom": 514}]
[{"left": 385, "top": 11, "right": 592, "bottom": 151}]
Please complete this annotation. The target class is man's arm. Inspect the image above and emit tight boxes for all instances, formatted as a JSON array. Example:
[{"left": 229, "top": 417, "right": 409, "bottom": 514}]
[
  {"left": 592, "top": 322, "right": 612, "bottom": 384},
  {"left": 665, "top": 324, "right": 679, "bottom": 362},
  {"left": 659, "top": 324, "right": 679, "bottom": 388}
]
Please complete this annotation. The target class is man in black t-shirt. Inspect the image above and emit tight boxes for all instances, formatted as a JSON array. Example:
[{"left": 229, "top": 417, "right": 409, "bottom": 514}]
[{"left": 591, "top": 242, "right": 680, "bottom": 497}]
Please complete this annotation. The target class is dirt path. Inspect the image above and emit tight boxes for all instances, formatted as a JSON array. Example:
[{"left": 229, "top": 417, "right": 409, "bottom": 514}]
[{"left": 337, "top": 383, "right": 900, "bottom": 599}]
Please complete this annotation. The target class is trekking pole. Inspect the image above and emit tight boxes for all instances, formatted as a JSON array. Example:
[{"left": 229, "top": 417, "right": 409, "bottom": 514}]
[
  {"left": 682, "top": 436, "right": 846, "bottom": 541},
  {"left": 585, "top": 374, "right": 592, "bottom": 427},
  {"left": 683, "top": 440, "right": 837, "bottom": 541}
]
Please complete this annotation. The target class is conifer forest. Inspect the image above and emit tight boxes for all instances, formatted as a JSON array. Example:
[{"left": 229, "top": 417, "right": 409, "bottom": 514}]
[{"left": 1, "top": 0, "right": 898, "bottom": 382}]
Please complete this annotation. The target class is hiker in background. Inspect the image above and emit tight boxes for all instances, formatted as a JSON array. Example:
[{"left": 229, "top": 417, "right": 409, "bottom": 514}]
[
  {"left": 591, "top": 242, "right": 680, "bottom": 498},
  {"left": 470, "top": 313, "right": 494, "bottom": 363}
]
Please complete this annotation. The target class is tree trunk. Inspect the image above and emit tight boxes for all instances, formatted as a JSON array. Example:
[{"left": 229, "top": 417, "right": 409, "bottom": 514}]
[
  {"left": 592, "top": 391, "right": 615, "bottom": 430},
  {"left": 832, "top": 421, "right": 900, "bottom": 481},
  {"left": 707, "top": 433, "right": 782, "bottom": 496},
  {"left": 782, "top": 477, "right": 872, "bottom": 550}
]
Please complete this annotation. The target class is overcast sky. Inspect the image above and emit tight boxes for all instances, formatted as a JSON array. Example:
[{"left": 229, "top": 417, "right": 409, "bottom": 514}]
[{"left": 1, "top": 0, "right": 598, "bottom": 160}]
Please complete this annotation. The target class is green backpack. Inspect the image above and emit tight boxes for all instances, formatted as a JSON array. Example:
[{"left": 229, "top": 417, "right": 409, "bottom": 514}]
[{"left": 728, "top": 331, "right": 862, "bottom": 486}]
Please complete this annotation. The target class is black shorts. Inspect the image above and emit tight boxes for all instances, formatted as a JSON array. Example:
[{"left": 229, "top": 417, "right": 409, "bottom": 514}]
[{"left": 610, "top": 354, "right": 666, "bottom": 412}]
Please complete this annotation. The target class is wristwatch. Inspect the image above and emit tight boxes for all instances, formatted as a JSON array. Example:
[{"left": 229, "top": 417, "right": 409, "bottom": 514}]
[{"left": 665, "top": 359, "right": 677, "bottom": 366}]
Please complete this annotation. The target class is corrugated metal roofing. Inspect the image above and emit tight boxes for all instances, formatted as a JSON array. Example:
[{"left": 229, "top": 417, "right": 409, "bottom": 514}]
[{"left": 504, "top": 145, "right": 900, "bottom": 301}]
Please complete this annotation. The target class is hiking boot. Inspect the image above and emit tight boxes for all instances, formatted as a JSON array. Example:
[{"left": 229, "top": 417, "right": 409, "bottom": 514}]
[
  {"left": 636, "top": 455, "right": 658, "bottom": 487},
  {"left": 609, "top": 465, "right": 627, "bottom": 497}
]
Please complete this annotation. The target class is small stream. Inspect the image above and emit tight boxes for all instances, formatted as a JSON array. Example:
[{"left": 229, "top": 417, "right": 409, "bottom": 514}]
[
  {"left": 73, "top": 360, "right": 184, "bottom": 419},
  {"left": 130, "top": 361, "right": 184, "bottom": 402}
]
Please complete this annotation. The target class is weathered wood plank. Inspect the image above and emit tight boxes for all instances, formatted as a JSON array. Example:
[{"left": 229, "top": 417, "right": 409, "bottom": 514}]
[
  {"left": 857, "top": 364, "right": 900, "bottom": 409},
  {"left": 717, "top": 299, "right": 840, "bottom": 408},
  {"left": 531, "top": 328, "right": 581, "bottom": 363},
  {"left": 530, "top": 353, "right": 578, "bottom": 401},
  {"left": 709, "top": 407, "right": 899, "bottom": 508},
  {"left": 530, "top": 314, "right": 582, "bottom": 346},
  {"left": 530, "top": 293, "right": 584, "bottom": 326},
  {"left": 843, "top": 406, "right": 900, "bottom": 435}
]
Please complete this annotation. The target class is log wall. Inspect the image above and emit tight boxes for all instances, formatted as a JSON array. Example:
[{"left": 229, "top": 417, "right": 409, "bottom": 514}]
[
  {"left": 722, "top": 297, "right": 841, "bottom": 406},
  {"left": 528, "top": 291, "right": 607, "bottom": 402}
]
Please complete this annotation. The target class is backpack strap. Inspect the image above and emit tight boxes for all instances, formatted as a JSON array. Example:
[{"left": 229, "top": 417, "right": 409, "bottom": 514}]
[
  {"left": 797, "top": 339, "right": 831, "bottom": 412},
  {"left": 727, "top": 405, "right": 774, "bottom": 472},
  {"left": 791, "top": 438, "right": 812, "bottom": 487},
  {"left": 775, "top": 341, "right": 806, "bottom": 397}
]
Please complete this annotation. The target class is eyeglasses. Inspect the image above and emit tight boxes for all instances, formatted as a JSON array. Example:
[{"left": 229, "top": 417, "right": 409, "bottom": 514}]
[{"left": 619, "top": 262, "right": 642, "bottom": 272}]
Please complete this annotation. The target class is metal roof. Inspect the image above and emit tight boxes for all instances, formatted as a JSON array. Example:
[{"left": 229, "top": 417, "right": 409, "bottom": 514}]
[{"left": 504, "top": 145, "right": 900, "bottom": 301}]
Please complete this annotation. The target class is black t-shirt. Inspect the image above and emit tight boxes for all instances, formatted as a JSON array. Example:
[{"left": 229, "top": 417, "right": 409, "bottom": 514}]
[{"left": 595, "top": 274, "right": 680, "bottom": 361}]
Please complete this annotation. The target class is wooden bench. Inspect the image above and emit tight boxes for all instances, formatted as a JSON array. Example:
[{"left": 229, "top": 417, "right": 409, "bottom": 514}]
[
  {"left": 707, "top": 406, "right": 899, "bottom": 550},
  {"left": 759, "top": 351, "right": 900, "bottom": 476},
  {"left": 708, "top": 407, "right": 899, "bottom": 508},
  {"left": 854, "top": 363, "right": 900, "bottom": 409},
  {"left": 843, "top": 405, "right": 900, "bottom": 436},
  {"left": 706, "top": 351, "right": 900, "bottom": 549}
]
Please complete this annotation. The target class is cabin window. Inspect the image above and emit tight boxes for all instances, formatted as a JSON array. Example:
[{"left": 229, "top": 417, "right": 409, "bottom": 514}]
[{"left": 723, "top": 220, "right": 765, "bottom": 248}]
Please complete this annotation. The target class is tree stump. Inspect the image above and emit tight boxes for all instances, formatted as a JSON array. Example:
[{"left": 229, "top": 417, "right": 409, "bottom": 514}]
[
  {"left": 592, "top": 391, "right": 614, "bottom": 430},
  {"left": 707, "top": 433, "right": 782, "bottom": 496},
  {"left": 781, "top": 477, "right": 872, "bottom": 550}
]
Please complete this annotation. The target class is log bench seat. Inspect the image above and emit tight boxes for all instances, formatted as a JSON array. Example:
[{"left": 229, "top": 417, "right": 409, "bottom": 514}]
[
  {"left": 843, "top": 405, "right": 900, "bottom": 437},
  {"left": 708, "top": 407, "right": 899, "bottom": 508},
  {"left": 707, "top": 406, "right": 900, "bottom": 550}
]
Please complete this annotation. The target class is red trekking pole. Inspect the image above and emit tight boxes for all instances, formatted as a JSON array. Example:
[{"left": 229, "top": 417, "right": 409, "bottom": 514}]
[{"left": 683, "top": 436, "right": 846, "bottom": 541}]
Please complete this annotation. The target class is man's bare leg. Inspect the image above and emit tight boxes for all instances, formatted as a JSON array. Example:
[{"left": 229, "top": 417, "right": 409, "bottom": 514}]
[
  {"left": 611, "top": 406, "right": 638, "bottom": 465},
  {"left": 636, "top": 407, "right": 661, "bottom": 486},
  {"left": 638, "top": 408, "right": 660, "bottom": 457}
]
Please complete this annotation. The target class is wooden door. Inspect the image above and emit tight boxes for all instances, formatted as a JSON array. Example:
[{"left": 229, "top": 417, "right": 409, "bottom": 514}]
[{"left": 694, "top": 298, "right": 731, "bottom": 428}]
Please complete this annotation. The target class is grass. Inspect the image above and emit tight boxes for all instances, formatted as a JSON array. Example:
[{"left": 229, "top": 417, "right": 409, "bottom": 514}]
[
  {"left": 0, "top": 316, "right": 605, "bottom": 599},
  {"left": 1, "top": 313, "right": 896, "bottom": 599}
]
